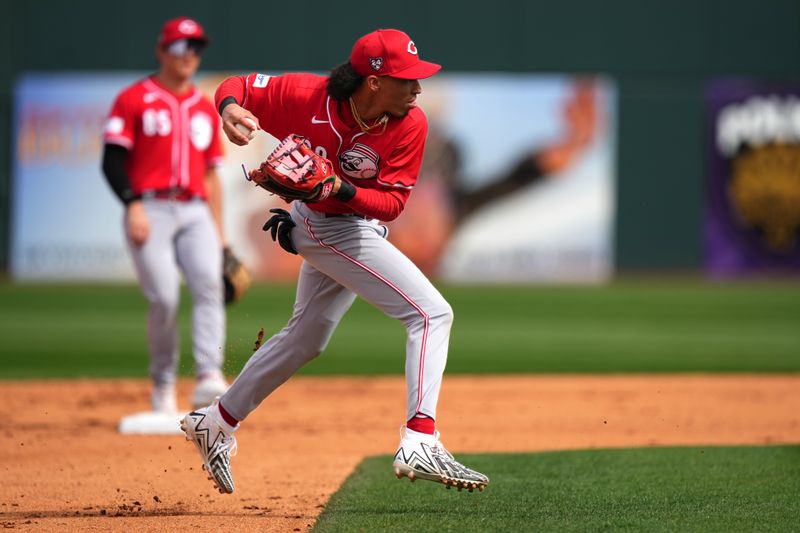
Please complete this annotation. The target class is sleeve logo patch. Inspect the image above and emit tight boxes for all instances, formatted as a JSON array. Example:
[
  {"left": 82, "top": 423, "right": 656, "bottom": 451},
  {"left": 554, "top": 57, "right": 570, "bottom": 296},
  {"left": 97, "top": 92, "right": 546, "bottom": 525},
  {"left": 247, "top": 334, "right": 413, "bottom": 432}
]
[
  {"left": 253, "top": 74, "right": 270, "bottom": 88},
  {"left": 104, "top": 116, "right": 125, "bottom": 135}
]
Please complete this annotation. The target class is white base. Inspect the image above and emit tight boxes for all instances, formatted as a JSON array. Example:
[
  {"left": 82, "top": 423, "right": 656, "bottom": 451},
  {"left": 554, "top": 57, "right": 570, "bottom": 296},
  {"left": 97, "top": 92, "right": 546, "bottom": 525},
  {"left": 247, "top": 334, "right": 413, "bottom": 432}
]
[{"left": 118, "top": 411, "right": 188, "bottom": 435}]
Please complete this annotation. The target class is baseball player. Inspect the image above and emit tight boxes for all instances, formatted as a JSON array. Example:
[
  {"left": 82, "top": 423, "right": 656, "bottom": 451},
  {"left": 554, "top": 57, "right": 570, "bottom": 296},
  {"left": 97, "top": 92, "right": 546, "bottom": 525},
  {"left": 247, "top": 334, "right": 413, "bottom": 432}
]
[
  {"left": 101, "top": 17, "right": 229, "bottom": 413},
  {"left": 181, "top": 29, "right": 488, "bottom": 493}
]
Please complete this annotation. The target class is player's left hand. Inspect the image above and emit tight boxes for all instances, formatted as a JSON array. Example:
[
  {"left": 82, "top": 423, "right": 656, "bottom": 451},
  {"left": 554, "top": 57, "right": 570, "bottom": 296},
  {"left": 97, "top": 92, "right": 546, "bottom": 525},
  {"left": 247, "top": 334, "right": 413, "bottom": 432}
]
[{"left": 262, "top": 208, "right": 298, "bottom": 254}]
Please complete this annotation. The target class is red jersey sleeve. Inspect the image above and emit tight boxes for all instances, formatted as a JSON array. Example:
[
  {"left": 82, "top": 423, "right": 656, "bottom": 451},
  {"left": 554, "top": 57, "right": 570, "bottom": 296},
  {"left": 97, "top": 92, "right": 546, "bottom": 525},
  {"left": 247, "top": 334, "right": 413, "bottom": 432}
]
[
  {"left": 345, "top": 186, "right": 408, "bottom": 222},
  {"left": 214, "top": 75, "right": 246, "bottom": 112},
  {"left": 215, "top": 73, "right": 318, "bottom": 139},
  {"left": 215, "top": 73, "right": 281, "bottom": 127},
  {"left": 243, "top": 73, "right": 283, "bottom": 134},
  {"left": 103, "top": 89, "right": 137, "bottom": 149}
]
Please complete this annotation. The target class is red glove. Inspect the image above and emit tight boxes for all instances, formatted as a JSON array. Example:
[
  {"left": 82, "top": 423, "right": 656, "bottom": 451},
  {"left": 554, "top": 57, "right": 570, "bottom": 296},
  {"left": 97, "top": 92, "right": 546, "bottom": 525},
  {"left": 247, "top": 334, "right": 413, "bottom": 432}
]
[{"left": 248, "top": 134, "right": 336, "bottom": 202}]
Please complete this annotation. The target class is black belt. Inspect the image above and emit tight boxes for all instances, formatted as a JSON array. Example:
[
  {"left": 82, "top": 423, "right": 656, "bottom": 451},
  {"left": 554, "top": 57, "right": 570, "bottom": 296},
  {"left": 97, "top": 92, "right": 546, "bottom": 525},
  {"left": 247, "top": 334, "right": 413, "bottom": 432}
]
[
  {"left": 141, "top": 188, "right": 202, "bottom": 202},
  {"left": 324, "top": 213, "right": 368, "bottom": 220}
]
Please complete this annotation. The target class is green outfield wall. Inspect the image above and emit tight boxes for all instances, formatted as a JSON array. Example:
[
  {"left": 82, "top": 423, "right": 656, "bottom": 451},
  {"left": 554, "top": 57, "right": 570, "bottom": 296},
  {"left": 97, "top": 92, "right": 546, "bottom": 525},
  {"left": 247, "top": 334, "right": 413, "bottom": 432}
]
[{"left": 2, "top": 0, "right": 798, "bottom": 272}]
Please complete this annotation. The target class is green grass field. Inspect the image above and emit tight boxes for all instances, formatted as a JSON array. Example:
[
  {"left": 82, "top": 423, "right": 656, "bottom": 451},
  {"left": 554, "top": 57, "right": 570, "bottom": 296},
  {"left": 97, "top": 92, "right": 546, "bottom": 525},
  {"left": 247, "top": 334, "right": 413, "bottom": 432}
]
[
  {"left": 314, "top": 446, "right": 800, "bottom": 532},
  {"left": 2, "top": 280, "right": 797, "bottom": 531},
  {"left": 0, "top": 280, "right": 798, "bottom": 378}
]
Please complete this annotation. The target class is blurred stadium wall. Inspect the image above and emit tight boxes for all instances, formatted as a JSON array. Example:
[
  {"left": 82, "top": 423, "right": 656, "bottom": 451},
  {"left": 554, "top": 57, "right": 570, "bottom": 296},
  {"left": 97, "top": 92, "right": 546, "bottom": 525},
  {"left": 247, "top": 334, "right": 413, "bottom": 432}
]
[{"left": 1, "top": 0, "right": 798, "bottom": 274}]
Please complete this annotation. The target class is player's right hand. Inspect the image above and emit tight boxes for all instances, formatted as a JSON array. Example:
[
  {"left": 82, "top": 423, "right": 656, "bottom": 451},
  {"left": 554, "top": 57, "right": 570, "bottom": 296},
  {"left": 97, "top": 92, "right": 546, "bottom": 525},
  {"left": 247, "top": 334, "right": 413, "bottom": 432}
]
[
  {"left": 221, "top": 104, "right": 260, "bottom": 146},
  {"left": 126, "top": 201, "right": 150, "bottom": 246}
]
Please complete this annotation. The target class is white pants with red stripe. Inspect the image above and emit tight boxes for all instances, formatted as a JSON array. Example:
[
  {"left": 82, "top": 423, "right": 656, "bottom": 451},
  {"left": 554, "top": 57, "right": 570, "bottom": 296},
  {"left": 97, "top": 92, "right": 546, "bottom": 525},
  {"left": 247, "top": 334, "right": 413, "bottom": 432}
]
[
  {"left": 221, "top": 201, "right": 453, "bottom": 422},
  {"left": 125, "top": 198, "right": 225, "bottom": 386}
]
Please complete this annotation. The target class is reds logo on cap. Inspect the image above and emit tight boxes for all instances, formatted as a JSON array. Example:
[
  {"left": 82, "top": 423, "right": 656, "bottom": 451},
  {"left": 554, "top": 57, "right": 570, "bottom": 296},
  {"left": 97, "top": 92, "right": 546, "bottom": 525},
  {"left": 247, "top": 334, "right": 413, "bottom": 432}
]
[
  {"left": 159, "top": 17, "right": 209, "bottom": 47},
  {"left": 178, "top": 19, "right": 199, "bottom": 35},
  {"left": 350, "top": 29, "right": 440, "bottom": 80}
]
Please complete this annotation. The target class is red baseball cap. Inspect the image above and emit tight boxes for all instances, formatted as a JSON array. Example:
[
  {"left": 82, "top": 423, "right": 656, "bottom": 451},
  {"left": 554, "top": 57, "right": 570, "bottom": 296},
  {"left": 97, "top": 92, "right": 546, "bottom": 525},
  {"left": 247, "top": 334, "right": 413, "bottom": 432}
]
[
  {"left": 158, "top": 17, "right": 209, "bottom": 47},
  {"left": 350, "top": 29, "right": 441, "bottom": 80}
]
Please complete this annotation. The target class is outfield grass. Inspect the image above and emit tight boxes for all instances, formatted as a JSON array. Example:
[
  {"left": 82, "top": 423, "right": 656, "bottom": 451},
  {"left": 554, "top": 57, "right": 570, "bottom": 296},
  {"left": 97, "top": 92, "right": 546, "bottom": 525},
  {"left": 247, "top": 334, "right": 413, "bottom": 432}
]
[
  {"left": 0, "top": 280, "right": 798, "bottom": 378},
  {"left": 314, "top": 446, "right": 800, "bottom": 532}
]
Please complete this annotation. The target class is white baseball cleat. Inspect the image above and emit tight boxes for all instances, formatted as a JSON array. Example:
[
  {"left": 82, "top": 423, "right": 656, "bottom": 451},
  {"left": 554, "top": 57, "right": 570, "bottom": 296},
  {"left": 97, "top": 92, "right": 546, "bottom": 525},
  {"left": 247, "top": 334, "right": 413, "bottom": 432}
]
[
  {"left": 151, "top": 382, "right": 178, "bottom": 413},
  {"left": 180, "top": 400, "right": 238, "bottom": 494},
  {"left": 191, "top": 370, "right": 229, "bottom": 409},
  {"left": 392, "top": 426, "right": 489, "bottom": 492}
]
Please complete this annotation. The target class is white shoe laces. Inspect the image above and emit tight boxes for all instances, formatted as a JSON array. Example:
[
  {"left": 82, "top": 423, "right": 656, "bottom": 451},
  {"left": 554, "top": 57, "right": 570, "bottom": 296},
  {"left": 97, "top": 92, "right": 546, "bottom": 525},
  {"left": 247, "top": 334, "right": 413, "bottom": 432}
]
[
  {"left": 431, "top": 441, "right": 457, "bottom": 462},
  {"left": 210, "top": 433, "right": 238, "bottom": 461},
  {"left": 431, "top": 439, "right": 486, "bottom": 478}
]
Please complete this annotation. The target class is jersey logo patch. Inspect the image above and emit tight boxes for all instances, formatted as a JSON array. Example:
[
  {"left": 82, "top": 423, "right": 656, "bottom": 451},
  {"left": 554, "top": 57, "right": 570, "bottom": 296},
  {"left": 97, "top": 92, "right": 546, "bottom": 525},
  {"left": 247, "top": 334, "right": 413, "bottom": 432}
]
[
  {"left": 253, "top": 74, "right": 270, "bottom": 88},
  {"left": 369, "top": 57, "right": 384, "bottom": 72},
  {"left": 339, "top": 143, "right": 380, "bottom": 180},
  {"left": 190, "top": 112, "right": 213, "bottom": 151}
]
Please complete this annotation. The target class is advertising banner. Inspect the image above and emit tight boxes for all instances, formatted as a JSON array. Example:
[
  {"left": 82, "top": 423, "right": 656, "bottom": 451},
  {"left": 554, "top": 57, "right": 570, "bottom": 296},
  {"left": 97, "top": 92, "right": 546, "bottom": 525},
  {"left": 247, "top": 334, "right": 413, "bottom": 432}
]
[
  {"left": 706, "top": 79, "right": 800, "bottom": 276},
  {"left": 12, "top": 74, "right": 137, "bottom": 280},
  {"left": 411, "top": 75, "right": 616, "bottom": 282},
  {"left": 11, "top": 73, "right": 616, "bottom": 282}
]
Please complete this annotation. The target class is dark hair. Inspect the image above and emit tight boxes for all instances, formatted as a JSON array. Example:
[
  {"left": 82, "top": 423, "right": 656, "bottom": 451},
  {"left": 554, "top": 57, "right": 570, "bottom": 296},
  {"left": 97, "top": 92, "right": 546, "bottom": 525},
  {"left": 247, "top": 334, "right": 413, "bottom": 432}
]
[{"left": 327, "top": 62, "right": 364, "bottom": 101}]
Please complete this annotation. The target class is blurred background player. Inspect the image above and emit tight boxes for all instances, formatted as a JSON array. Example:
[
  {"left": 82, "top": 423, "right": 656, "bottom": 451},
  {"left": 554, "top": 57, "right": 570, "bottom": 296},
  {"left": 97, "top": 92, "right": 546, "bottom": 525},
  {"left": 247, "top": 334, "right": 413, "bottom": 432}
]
[
  {"left": 101, "top": 17, "right": 229, "bottom": 413},
  {"left": 181, "top": 28, "right": 489, "bottom": 494}
]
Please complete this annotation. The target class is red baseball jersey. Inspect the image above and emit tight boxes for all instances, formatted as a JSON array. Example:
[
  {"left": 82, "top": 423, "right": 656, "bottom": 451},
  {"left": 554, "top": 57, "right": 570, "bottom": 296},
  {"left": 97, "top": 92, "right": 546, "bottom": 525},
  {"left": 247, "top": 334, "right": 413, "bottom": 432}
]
[
  {"left": 216, "top": 73, "right": 428, "bottom": 220},
  {"left": 103, "top": 76, "right": 224, "bottom": 198}
]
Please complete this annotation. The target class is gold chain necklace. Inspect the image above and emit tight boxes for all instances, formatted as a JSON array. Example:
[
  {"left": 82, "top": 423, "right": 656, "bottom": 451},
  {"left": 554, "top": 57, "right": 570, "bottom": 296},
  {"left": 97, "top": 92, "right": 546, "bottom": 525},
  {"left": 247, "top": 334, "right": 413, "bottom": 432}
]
[{"left": 349, "top": 97, "right": 388, "bottom": 134}]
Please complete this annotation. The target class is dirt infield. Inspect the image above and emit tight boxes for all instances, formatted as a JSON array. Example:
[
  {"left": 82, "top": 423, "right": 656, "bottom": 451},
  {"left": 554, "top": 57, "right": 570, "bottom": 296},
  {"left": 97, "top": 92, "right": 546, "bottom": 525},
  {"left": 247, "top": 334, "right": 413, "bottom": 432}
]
[{"left": 2, "top": 375, "right": 799, "bottom": 531}]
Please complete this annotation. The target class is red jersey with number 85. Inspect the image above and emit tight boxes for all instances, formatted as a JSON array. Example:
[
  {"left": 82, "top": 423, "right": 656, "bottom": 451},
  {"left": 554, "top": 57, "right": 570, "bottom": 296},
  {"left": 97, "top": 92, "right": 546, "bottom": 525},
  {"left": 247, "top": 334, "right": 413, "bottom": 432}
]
[{"left": 103, "top": 76, "right": 223, "bottom": 198}]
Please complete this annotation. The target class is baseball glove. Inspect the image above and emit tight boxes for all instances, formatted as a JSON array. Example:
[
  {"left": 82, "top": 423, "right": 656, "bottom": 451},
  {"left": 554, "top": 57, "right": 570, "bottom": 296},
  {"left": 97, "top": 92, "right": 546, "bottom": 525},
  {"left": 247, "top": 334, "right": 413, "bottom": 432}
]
[
  {"left": 248, "top": 134, "right": 336, "bottom": 202},
  {"left": 222, "top": 247, "right": 251, "bottom": 305}
]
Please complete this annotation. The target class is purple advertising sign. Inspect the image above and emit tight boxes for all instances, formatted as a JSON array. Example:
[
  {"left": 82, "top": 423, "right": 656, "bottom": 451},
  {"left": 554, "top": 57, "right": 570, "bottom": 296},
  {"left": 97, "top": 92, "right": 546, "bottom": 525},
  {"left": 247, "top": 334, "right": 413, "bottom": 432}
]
[{"left": 705, "top": 79, "right": 800, "bottom": 276}]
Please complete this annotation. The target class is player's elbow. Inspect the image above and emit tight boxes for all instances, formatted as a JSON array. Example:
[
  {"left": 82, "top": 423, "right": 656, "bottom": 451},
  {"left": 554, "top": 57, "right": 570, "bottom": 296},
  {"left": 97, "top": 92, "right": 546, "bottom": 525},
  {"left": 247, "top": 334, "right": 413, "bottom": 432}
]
[
  {"left": 101, "top": 144, "right": 128, "bottom": 179},
  {"left": 380, "top": 211, "right": 402, "bottom": 222},
  {"left": 379, "top": 197, "right": 405, "bottom": 222},
  {"left": 101, "top": 145, "right": 113, "bottom": 177}
]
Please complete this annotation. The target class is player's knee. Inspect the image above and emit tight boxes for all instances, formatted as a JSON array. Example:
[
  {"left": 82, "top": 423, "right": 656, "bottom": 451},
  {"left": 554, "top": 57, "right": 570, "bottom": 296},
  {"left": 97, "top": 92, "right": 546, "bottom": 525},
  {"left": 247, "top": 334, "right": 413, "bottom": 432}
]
[
  {"left": 431, "top": 300, "right": 454, "bottom": 328},
  {"left": 188, "top": 274, "right": 223, "bottom": 303},
  {"left": 282, "top": 323, "right": 334, "bottom": 361},
  {"left": 299, "top": 349, "right": 323, "bottom": 364},
  {"left": 149, "top": 295, "right": 179, "bottom": 318},
  {"left": 307, "top": 316, "right": 340, "bottom": 352},
  {"left": 304, "top": 331, "right": 334, "bottom": 356},
  {"left": 405, "top": 299, "right": 453, "bottom": 331}
]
